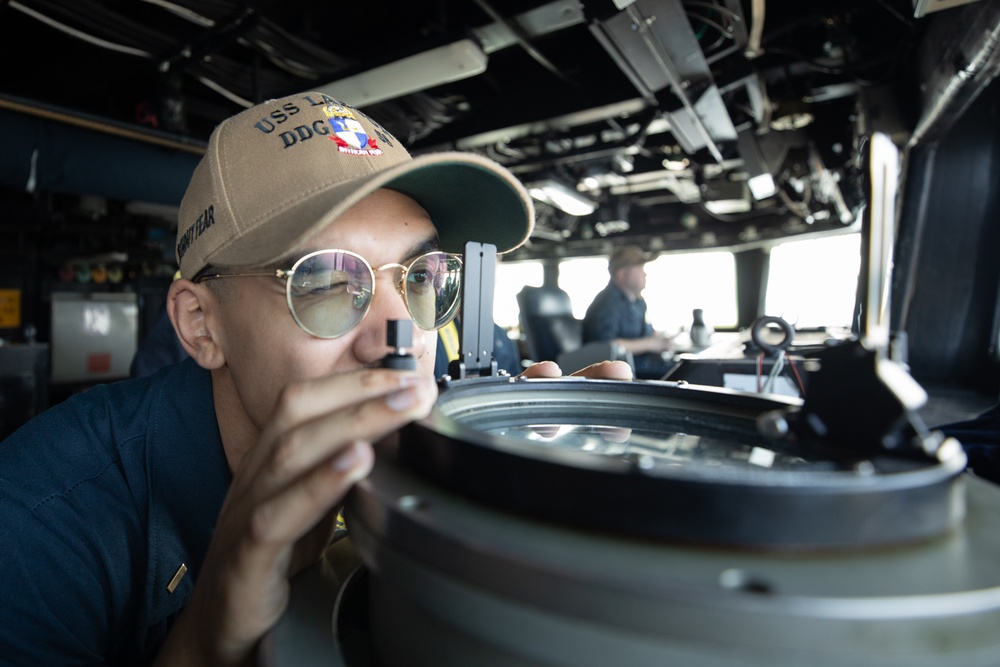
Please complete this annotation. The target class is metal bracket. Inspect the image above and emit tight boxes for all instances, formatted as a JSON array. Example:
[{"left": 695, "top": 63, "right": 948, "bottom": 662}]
[{"left": 447, "top": 242, "right": 499, "bottom": 380}]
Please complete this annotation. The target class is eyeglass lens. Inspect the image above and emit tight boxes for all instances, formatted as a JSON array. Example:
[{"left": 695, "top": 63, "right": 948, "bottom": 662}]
[{"left": 287, "top": 250, "right": 462, "bottom": 338}]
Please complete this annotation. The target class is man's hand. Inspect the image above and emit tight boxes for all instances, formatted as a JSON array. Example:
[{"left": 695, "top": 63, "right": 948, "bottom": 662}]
[
  {"left": 521, "top": 359, "right": 634, "bottom": 380},
  {"left": 155, "top": 360, "right": 628, "bottom": 666},
  {"left": 154, "top": 369, "right": 438, "bottom": 667}
]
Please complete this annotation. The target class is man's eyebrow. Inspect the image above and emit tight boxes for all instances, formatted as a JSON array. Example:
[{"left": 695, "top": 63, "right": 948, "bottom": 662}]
[
  {"left": 405, "top": 236, "right": 442, "bottom": 261},
  {"left": 274, "top": 235, "right": 443, "bottom": 268}
]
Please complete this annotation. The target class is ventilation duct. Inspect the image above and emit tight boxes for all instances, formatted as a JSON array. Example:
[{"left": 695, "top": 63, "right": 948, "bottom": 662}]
[{"left": 0, "top": 97, "right": 203, "bottom": 207}]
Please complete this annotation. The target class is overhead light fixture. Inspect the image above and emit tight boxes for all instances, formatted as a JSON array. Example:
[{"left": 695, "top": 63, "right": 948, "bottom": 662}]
[
  {"left": 595, "top": 219, "right": 630, "bottom": 236},
  {"left": 747, "top": 173, "right": 778, "bottom": 200},
  {"left": 528, "top": 179, "right": 597, "bottom": 216},
  {"left": 315, "top": 39, "right": 488, "bottom": 107},
  {"left": 704, "top": 198, "right": 752, "bottom": 215},
  {"left": 662, "top": 157, "right": 690, "bottom": 171}
]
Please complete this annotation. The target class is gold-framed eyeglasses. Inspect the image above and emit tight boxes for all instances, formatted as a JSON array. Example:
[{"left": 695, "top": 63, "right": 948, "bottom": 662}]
[{"left": 197, "top": 249, "right": 463, "bottom": 339}]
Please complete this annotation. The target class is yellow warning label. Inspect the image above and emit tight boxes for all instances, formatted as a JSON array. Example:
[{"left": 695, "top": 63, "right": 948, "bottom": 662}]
[{"left": 0, "top": 289, "right": 21, "bottom": 329}]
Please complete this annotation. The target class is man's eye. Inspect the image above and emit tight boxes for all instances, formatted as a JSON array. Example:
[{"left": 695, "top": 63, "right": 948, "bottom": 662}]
[{"left": 295, "top": 271, "right": 355, "bottom": 296}]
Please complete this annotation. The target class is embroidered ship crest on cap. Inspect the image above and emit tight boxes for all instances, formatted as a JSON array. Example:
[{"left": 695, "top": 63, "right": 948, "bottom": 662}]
[{"left": 325, "top": 104, "right": 383, "bottom": 156}]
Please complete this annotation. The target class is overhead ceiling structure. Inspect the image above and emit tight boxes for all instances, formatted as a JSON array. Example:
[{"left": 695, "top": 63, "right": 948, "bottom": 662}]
[{"left": 0, "top": 0, "right": 996, "bottom": 262}]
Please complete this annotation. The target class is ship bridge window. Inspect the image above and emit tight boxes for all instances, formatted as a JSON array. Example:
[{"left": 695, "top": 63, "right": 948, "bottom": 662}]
[
  {"left": 765, "top": 234, "right": 861, "bottom": 329},
  {"left": 643, "top": 252, "right": 738, "bottom": 333},
  {"left": 495, "top": 261, "right": 544, "bottom": 330},
  {"left": 549, "top": 253, "right": 739, "bottom": 335}
]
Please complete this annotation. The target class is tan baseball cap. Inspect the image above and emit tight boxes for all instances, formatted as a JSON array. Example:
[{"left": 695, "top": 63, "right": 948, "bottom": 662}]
[
  {"left": 176, "top": 91, "right": 535, "bottom": 279},
  {"left": 609, "top": 244, "right": 656, "bottom": 273}
]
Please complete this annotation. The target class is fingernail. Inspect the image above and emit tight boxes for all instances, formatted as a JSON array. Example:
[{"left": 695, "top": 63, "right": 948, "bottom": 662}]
[
  {"left": 334, "top": 441, "right": 362, "bottom": 472},
  {"left": 387, "top": 387, "right": 419, "bottom": 411}
]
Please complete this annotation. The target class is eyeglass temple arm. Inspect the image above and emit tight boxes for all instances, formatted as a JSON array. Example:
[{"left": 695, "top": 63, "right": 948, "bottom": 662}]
[{"left": 448, "top": 241, "right": 498, "bottom": 380}]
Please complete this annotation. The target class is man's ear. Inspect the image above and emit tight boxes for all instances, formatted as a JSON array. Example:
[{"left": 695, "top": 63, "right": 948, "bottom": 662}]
[{"left": 167, "top": 279, "right": 226, "bottom": 369}]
